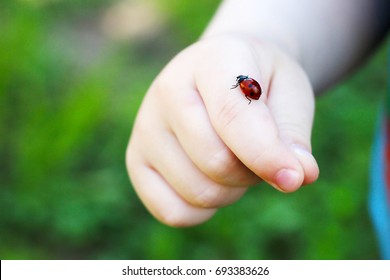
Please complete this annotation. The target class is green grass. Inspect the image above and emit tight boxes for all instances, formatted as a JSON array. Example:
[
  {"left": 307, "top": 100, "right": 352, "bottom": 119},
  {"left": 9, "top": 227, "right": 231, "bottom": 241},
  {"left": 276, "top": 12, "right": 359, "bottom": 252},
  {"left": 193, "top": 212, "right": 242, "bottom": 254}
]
[{"left": 0, "top": 0, "right": 387, "bottom": 259}]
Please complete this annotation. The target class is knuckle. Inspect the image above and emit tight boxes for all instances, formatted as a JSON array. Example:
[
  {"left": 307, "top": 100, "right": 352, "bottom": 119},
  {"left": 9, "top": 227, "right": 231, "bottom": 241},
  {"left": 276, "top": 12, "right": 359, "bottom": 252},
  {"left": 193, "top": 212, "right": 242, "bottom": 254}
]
[
  {"left": 192, "top": 185, "right": 247, "bottom": 208},
  {"left": 152, "top": 75, "right": 174, "bottom": 99},
  {"left": 192, "top": 185, "right": 225, "bottom": 208},
  {"left": 204, "top": 146, "right": 238, "bottom": 182}
]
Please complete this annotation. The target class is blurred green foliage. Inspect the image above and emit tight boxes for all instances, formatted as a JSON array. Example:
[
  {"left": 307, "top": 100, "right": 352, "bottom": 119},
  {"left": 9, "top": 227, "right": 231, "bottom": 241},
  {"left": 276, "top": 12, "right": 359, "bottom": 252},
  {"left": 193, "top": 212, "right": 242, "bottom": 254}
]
[{"left": 0, "top": 0, "right": 387, "bottom": 259}]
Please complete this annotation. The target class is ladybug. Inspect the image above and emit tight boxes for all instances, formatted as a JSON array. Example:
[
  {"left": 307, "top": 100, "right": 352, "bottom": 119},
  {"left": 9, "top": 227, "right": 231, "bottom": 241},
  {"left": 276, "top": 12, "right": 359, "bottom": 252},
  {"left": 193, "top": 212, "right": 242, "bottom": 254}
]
[{"left": 231, "top": 75, "right": 262, "bottom": 104}]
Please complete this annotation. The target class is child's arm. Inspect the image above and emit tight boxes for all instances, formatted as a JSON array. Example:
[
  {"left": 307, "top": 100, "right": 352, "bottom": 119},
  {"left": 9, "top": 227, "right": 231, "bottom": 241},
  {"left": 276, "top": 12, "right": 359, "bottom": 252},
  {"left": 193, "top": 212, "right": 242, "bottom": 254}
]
[
  {"left": 126, "top": 0, "right": 389, "bottom": 227},
  {"left": 204, "top": 0, "right": 389, "bottom": 92}
]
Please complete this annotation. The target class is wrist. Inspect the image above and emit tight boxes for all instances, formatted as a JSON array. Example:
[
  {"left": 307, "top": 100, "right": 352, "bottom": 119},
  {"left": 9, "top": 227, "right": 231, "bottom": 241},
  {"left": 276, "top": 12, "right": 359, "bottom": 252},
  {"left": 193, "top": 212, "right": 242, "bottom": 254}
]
[{"left": 200, "top": 0, "right": 302, "bottom": 65}]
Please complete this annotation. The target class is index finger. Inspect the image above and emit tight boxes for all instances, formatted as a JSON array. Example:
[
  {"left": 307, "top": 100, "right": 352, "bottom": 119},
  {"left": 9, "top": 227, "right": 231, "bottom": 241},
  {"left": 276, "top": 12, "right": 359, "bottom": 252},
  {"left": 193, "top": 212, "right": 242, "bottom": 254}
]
[{"left": 194, "top": 38, "right": 304, "bottom": 192}]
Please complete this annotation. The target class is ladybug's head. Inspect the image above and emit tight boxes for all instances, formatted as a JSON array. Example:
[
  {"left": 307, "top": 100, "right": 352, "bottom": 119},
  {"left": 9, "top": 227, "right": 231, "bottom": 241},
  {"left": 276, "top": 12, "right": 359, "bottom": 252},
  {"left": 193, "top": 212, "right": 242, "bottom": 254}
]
[{"left": 236, "top": 75, "right": 249, "bottom": 83}]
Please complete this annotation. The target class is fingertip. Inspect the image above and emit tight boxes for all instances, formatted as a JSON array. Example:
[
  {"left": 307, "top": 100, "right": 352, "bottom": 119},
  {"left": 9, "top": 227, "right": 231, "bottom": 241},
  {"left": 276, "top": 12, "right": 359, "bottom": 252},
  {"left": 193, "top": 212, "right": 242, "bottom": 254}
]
[
  {"left": 272, "top": 168, "right": 304, "bottom": 193},
  {"left": 290, "top": 144, "right": 320, "bottom": 185},
  {"left": 302, "top": 162, "right": 320, "bottom": 185}
]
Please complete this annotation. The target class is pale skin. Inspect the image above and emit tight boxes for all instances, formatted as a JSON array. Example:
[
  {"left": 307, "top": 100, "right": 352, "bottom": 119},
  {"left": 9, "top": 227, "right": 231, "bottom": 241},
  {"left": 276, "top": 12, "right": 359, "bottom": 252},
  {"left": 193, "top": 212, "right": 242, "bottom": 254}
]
[{"left": 126, "top": 0, "right": 389, "bottom": 227}]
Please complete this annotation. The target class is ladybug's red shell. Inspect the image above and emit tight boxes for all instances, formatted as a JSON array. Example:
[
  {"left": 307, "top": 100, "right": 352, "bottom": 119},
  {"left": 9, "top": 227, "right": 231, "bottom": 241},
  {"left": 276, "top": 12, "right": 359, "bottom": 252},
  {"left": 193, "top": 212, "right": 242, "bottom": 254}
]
[
  {"left": 231, "top": 75, "right": 262, "bottom": 104},
  {"left": 239, "top": 78, "right": 261, "bottom": 100}
]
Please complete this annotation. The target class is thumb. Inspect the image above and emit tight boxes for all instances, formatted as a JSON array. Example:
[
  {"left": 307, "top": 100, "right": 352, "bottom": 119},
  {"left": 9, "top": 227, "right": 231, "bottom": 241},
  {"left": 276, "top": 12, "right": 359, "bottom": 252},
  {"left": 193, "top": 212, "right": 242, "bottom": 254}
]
[{"left": 267, "top": 51, "right": 319, "bottom": 186}]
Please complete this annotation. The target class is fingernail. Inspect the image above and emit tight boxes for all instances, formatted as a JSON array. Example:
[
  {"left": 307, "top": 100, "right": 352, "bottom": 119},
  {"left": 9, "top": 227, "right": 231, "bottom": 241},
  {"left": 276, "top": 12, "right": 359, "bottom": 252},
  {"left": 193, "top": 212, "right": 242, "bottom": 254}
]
[
  {"left": 291, "top": 144, "right": 319, "bottom": 179},
  {"left": 290, "top": 144, "right": 312, "bottom": 157},
  {"left": 274, "top": 169, "right": 300, "bottom": 192},
  {"left": 290, "top": 144, "right": 319, "bottom": 171}
]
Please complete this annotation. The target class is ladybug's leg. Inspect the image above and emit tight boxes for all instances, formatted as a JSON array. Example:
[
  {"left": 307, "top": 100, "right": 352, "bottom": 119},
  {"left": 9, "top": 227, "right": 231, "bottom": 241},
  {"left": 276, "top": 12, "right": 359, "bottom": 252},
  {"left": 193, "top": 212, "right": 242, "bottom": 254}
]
[
  {"left": 230, "top": 82, "right": 239, "bottom": 89},
  {"left": 246, "top": 96, "right": 252, "bottom": 105}
]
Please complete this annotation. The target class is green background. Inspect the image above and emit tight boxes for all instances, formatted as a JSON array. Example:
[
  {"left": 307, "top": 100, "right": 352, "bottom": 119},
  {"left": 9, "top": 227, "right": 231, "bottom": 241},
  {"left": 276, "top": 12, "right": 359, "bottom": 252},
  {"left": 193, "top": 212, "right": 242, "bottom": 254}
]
[{"left": 0, "top": 0, "right": 387, "bottom": 259}]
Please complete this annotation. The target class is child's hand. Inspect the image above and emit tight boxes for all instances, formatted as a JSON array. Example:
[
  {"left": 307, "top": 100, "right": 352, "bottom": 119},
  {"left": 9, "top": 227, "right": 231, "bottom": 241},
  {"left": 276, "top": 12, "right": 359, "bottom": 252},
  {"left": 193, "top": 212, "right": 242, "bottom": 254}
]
[{"left": 126, "top": 35, "right": 319, "bottom": 227}]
